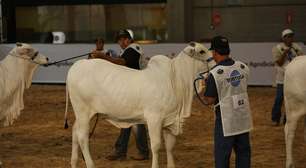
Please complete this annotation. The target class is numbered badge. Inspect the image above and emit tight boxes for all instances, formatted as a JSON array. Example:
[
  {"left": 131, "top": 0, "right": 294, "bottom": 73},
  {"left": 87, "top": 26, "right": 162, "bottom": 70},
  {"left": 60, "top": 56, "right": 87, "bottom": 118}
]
[{"left": 232, "top": 94, "right": 247, "bottom": 109}]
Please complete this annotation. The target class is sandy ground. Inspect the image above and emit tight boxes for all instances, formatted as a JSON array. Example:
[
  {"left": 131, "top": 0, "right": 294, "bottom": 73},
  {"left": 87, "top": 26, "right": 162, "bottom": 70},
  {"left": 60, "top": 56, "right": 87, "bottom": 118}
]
[{"left": 0, "top": 85, "right": 305, "bottom": 168}]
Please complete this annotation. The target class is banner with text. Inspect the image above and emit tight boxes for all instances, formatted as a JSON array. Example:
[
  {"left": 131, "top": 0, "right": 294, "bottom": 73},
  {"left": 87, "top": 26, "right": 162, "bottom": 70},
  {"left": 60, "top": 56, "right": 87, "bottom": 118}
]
[{"left": 0, "top": 43, "right": 305, "bottom": 85}]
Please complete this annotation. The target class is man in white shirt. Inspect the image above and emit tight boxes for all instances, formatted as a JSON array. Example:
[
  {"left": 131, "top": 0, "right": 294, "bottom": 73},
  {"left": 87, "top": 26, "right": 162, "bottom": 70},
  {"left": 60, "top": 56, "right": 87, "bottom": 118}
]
[
  {"left": 89, "top": 37, "right": 116, "bottom": 59},
  {"left": 271, "top": 29, "right": 303, "bottom": 126}
]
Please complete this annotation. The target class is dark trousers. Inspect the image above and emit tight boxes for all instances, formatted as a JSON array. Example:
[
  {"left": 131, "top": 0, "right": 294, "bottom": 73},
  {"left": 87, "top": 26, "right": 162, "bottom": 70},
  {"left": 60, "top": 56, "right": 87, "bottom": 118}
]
[
  {"left": 271, "top": 84, "right": 284, "bottom": 123},
  {"left": 115, "top": 124, "right": 149, "bottom": 157},
  {"left": 214, "top": 115, "right": 251, "bottom": 168}
]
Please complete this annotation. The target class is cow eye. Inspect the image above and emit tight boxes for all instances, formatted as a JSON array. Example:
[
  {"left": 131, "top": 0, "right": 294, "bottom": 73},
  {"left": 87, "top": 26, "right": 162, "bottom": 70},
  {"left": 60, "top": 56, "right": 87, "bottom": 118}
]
[
  {"left": 200, "top": 50, "right": 206, "bottom": 54},
  {"left": 31, "top": 51, "right": 39, "bottom": 60}
]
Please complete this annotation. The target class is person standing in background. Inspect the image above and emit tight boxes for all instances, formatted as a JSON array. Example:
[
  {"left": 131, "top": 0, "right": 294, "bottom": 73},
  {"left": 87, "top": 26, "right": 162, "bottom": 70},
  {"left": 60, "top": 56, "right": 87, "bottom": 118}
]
[
  {"left": 271, "top": 29, "right": 304, "bottom": 126},
  {"left": 89, "top": 37, "right": 115, "bottom": 59}
]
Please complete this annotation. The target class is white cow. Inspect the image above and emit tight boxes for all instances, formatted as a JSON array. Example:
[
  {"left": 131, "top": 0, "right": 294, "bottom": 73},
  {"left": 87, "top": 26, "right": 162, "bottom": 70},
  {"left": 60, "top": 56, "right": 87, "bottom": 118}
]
[
  {"left": 65, "top": 42, "right": 215, "bottom": 168},
  {"left": 0, "top": 43, "right": 48, "bottom": 166},
  {"left": 284, "top": 55, "right": 306, "bottom": 168},
  {"left": 0, "top": 43, "right": 48, "bottom": 126}
]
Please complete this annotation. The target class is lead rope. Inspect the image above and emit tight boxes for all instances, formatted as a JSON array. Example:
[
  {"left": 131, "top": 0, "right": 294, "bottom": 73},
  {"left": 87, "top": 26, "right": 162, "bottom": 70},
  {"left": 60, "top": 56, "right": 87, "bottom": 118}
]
[
  {"left": 43, "top": 52, "right": 91, "bottom": 67},
  {"left": 89, "top": 114, "right": 99, "bottom": 139},
  {"left": 193, "top": 71, "right": 210, "bottom": 106}
]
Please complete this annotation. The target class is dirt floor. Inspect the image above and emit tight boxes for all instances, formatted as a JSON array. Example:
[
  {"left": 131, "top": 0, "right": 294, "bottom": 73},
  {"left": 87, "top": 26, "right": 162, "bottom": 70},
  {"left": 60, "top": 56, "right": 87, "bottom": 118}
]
[{"left": 0, "top": 85, "right": 305, "bottom": 168}]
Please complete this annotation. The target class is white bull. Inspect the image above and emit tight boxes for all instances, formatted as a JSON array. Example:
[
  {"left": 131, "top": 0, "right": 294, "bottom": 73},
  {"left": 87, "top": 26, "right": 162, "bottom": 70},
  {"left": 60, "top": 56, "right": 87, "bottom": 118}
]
[
  {"left": 65, "top": 42, "right": 215, "bottom": 168},
  {"left": 284, "top": 55, "right": 306, "bottom": 168},
  {"left": 0, "top": 43, "right": 48, "bottom": 166}
]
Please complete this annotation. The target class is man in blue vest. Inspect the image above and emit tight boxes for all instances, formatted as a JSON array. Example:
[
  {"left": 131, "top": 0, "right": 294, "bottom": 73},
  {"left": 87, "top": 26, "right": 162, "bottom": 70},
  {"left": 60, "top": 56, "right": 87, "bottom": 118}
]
[{"left": 202, "top": 36, "right": 252, "bottom": 168}]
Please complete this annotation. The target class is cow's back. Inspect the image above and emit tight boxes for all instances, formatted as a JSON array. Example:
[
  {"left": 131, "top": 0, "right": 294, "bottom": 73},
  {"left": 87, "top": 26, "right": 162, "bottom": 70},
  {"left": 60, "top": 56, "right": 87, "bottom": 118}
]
[
  {"left": 67, "top": 59, "right": 140, "bottom": 115},
  {"left": 67, "top": 58, "right": 177, "bottom": 120}
]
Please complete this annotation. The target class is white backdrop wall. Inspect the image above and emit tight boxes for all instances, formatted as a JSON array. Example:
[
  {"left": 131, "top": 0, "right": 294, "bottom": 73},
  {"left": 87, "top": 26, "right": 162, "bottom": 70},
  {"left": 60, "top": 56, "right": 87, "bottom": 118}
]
[{"left": 0, "top": 43, "right": 305, "bottom": 85}]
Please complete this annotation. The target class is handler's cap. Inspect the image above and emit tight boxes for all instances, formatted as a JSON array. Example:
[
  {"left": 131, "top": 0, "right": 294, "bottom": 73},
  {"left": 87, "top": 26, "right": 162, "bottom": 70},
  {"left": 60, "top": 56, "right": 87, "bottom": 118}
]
[
  {"left": 126, "top": 29, "right": 134, "bottom": 39},
  {"left": 209, "top": 35, "right": 230, "bottom": 55},
  {"left": 116, "top": 29, "right": 134, "bottom": 41},
  {"left": 282, "top": 29, "right": 294, "bottom": 38}
]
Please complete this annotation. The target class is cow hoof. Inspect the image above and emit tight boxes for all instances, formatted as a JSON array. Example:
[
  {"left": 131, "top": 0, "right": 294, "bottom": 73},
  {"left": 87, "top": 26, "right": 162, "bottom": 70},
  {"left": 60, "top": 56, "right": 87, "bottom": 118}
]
[{"left": 286, "top": 163, "right": 295, "bottom": 168}]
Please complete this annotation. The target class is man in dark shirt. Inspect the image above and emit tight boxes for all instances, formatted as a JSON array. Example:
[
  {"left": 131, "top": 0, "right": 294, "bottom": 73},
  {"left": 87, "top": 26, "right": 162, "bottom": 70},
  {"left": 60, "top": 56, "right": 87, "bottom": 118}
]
[
  {"left": 91, "top": 29, "right": 149, "bottom": 161},
  {"left": 202, "top": 36, "right": 252, "bottom": 168}
]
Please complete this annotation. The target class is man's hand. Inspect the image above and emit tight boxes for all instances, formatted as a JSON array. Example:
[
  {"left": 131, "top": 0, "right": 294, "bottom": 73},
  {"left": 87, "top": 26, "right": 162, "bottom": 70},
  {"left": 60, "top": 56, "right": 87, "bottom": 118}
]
[
  {"left": 283, "top": 48, "right": 291, "bottom": 55},
  {"left": 90, "top": 50, "right": 107, "bottom": 59},
  {"left": 276, "top": 48, "right": 291, "bottom": 66}
]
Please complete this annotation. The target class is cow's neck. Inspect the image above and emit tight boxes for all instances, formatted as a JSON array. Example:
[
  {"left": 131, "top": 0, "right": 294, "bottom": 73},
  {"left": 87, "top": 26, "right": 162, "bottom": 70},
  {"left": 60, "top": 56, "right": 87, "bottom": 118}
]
[
  {"left": 0, "top": 55, "right": 29, "bottom": 126},
  {"left": 171, "top": 54, "right": 201, "bottom": 121},
  {"left": 3, "top": 55, "right": 35, "bottom": 89}
]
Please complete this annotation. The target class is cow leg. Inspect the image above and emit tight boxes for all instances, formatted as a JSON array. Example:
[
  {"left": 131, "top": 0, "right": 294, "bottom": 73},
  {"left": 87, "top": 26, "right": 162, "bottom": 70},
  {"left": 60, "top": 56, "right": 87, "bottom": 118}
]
[
  {"left": 71, "top": 122, "right": 79, "bottom": 168},
  {"left": 0, "top": 160, "right": 2, "bottom": 168},
  {"left": 147, "top": 118, "right": 162, "bottom": 168},
  {"left": 284, "top": 115, "right": 299, "bottom": 168},
  {"left": 304, "top": 116, "right": 306, "bottom": 142},
  {"left": 76, "top": 117, "right": 95, "bottom": 168},
  {"left": 163, "top": 130, "right": 176, "bottom": 168}
]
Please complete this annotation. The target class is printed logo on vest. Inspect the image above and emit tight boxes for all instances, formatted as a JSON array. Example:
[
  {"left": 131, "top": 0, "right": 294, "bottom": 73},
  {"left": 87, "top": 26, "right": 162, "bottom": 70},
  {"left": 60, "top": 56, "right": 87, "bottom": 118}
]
[
  {"left": 227, "top": 70, "right": 244, "bottom": 87},
  {"left": 217, "top": 69, "right": 224, "bottom": 74}
]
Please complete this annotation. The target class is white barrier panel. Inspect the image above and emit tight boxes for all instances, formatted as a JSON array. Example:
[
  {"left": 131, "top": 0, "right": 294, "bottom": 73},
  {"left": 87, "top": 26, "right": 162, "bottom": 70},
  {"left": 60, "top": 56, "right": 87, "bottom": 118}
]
[{"left": 0, "top": 43, "right": 305, "bottom": 85}]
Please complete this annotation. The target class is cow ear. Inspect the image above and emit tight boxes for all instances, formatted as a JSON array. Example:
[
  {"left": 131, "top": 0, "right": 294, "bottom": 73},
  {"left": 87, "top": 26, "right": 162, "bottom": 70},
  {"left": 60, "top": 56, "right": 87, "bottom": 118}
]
[
  {"left": 16, "top": 42, "right": 22, "bottom": 47},
  {"left": 185, "top": 47, "right": 195, "bottom": 57},
  {"left": 189, "top": 42, "right": 196, "bottom": 47}
]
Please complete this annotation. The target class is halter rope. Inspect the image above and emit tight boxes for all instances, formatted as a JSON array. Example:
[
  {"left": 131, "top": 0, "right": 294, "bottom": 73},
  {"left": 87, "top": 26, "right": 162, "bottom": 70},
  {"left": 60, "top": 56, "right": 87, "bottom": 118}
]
[{"left": 44, "top": 52, "right": 91, "bottom": 67}]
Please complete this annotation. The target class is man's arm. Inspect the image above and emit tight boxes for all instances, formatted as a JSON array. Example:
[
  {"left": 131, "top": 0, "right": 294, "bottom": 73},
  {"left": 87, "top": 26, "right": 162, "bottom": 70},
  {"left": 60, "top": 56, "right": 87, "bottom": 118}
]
[
  {"left": 201, "top": 73, "right": 218, "bottom": 105},
  {"left": 294, "top": 44, "right": 304, "bottom": 56},
  {"left": 272, "top": 46, "right": 289, "bottom": 66},
  {"left": 91, "top": 51, "right": 126, "bottom": 65}
]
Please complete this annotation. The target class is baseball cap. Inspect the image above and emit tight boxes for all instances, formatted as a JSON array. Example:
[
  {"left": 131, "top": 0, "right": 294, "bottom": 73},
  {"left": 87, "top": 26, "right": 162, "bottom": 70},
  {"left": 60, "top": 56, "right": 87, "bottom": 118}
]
[
  {"left": 126, "top": 29, "right": 134, "bottom": 39},
  {"left": 282, "top": 29, "right": 294, "bottom": 38},
  {"left": 116, "top": 29, "right": 133, "bottom": 41},
  {"left": 209, "top": 35, "right": 230, "bottom": 55}
]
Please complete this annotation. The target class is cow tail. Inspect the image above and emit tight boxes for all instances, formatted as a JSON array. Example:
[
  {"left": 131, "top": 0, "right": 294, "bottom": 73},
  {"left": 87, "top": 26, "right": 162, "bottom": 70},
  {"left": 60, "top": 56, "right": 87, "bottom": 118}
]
[
  {"left": 304, "top": 116, "right": 306, "bottom": 142},
  {"left": 64, "top": 82, "right": 69, "bottom": 129}
]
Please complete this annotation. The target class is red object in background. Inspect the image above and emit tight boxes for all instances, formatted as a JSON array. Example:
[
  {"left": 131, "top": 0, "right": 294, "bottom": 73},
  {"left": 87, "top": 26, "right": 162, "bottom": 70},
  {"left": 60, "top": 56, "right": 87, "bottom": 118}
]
[
  {"left": 212, "top": 12, "right": 221, "bottom": 26},
  {"left": 286, "top": 11, "right": 293, "bottom": 25}
]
